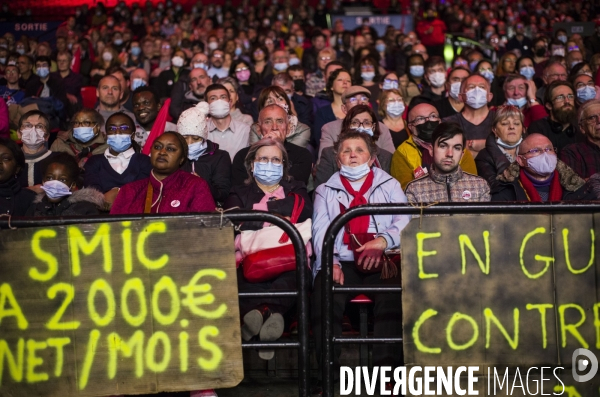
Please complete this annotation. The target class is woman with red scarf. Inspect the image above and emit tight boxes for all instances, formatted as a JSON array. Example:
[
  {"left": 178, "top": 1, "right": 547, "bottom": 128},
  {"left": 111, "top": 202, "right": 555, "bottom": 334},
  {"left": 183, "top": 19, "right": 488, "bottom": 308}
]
[{"left": 310, "top": 130, "right": 411, "bottom": 385}]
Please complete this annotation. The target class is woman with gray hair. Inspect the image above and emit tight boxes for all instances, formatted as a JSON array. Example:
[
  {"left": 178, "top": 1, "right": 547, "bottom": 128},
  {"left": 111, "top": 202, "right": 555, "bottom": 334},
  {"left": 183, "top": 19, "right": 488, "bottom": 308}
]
[
  {"left": 475, "top": 105, "right": 526, "bottom": 191},
  {"left": 223, "top": 137, "right": 312, "bottom": 360}
]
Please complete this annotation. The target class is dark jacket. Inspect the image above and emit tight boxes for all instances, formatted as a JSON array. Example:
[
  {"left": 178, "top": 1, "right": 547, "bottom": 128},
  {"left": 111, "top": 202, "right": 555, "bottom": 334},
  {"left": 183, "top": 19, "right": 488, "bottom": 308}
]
[
  {"left": 83, "top": 152, "right": 152, "bottom": 193},
  {"left": 249, "top": 93, "right": 313, "bottom": 130},
  {"left": 224, "top": 178, "right": 313, "bottom": 231},
  {"left": 527, "top": 116, "right": 584, "bottom": 154},
  {"left": 27, "top": 188, "right": 104, "bottom": 217},
  {"left": 301, "top": 47, "right": 319, "bottom": 74},
  {"left": 24, "top": 74, "right": 70, "bottom": 116},
  {"left": 491, "top": 161, "right": 597, "bottom": 201},
  {"left": 154, "top": 67, "right": 190, "bottom": 100},
  {"left": 17, "top": 150, "right": 61, "bottom": 188},
  {"left": 315, "top": 146, "right": 393, "bottom": 188},
  {"left": 181, "top": 140, "right": 232, "bottom": 205},
  {"left": 232, "top": 141, "right": 313, "bottom": 187},
  {"left": 0, "top": 177, "right": 36, "bottom": 217},
  {"left": 169, "top": 90, "right": 203, "bottom": 122},
  {"left": 407, "top": 87, "right": 445, "bottom": 115},
  {"left": 475, "top": 134, "right": 513, "bottom": 192}
]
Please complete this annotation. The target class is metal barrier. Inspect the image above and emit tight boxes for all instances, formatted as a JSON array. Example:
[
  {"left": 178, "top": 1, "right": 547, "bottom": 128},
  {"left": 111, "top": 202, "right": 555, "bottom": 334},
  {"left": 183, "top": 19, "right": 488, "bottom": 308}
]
[
  {"left": 320, "top": 202, "right": 600, "bottom": 397},
  {"left": 0, "top": 210, "right": 311, "bottom": 397}
]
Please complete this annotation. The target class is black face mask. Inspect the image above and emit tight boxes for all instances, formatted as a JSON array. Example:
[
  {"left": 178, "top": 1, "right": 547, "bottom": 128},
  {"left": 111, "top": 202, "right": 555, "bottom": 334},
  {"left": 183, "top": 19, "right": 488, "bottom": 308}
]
[
  {"left": 535, "top": 47, "right": 546, "bottom": 57},
  {"left": 294, "top": 79, "right": 306, "bottom": 93},
  {"left": 415, "top": 120, "right": 440, "bottom": 143}
]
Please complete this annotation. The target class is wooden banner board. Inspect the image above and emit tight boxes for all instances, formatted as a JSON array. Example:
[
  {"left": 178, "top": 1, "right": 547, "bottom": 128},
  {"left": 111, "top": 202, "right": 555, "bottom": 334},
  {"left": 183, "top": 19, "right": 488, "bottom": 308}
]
[
  {"left": 401, "top": 214, "right": 600, "bottom": 393},
  {"left": 0, "top": 216, "right": 243, "bottom": 396}
]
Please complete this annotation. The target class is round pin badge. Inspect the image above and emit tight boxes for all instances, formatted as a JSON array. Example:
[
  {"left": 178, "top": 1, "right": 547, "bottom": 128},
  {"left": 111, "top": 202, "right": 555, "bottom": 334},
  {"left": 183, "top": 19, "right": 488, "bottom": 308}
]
[
  {"left": 171, "top": 200, "right": 181, "bottom": 207},
  {"left": 462, "top": 190, "right": 472, "bottom": 200}
]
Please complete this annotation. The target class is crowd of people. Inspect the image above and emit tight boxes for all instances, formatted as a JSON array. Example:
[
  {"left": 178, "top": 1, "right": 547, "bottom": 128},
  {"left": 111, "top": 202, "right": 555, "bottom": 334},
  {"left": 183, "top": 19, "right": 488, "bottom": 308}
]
[{"left": 2, "top": 0, "right": 600, "bottom": 395}]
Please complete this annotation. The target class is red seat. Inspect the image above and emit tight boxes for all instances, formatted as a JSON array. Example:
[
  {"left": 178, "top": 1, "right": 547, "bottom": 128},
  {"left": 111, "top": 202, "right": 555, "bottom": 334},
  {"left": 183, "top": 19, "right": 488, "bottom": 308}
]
[{"left": 80, "top": 86, "right": 97, "bottom": 109}]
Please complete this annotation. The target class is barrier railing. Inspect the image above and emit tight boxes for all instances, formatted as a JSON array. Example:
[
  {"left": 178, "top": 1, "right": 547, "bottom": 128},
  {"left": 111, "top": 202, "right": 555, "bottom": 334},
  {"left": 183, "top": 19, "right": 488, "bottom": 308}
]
[
  {"left": 0, "top": 211, "right": 311, "bottom": 397},
  {"left": 320, "top": 202, "right": 600, "bottom": 397}
]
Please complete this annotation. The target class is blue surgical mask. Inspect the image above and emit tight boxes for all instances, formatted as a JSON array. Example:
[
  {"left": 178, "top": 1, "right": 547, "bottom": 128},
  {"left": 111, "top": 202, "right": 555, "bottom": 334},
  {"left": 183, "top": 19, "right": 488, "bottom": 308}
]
[
  {"left": 361, "top": 71, "right": 375, "bottom": 82},
  {"left": 577, "top": 86, "right": 596, "bottom": 102},
  {"left": 131, "top": 78, "right": 146, "bottom": 91},
  {"left": 353, "top": 127, "right": 373, "bottom": 136},
  {"left": 386, "top": 102, "right": 405, "bottom": 117},
  {"left": 114, "top": 39, "right": 123, "bottom": 46},
  {"left": 107, "top": 134, "right": 132, "bottom": 153},
  {"left": 37, "top": 67, "right": 49, "bottom": 78},
  {"left": 41, "top": 180, "right": 73, "bottom": 200},
  {"left": 557, "top": 35, "right": 567, "bottom": 44},
  {"left": 188, "top": 140, "right": 207, "bottom": 160},
  {"left": 130, "top": 46, "right": 142, "bottom": 56},
  {"left": 376, "top": 43, "right": 386, "bottom": 52},
  {"left": 253, "top": 162, "right": 283, "bottom": 185},
  {"left": 519, "top": 66, "right": 535, "bottom": 80},
  {"left": 496, "top": 136, "right": 523, "bottom": 149},
  {"left": 289, "top": 57, "right": 301, "bottom": 66},
  {"left": 274, "top": 62, "right": 288, "bottom": 72},
  {"left": 234, "top": 47, "right": 242, "bottom": 56},
  {"left": 469, "top": 60, "right": 479, "bottom": 72},
  {"left": 507, "top": 97, "right": 528, "bottom": 108},
  {"left": 73, "top": 126, "right": 96, "bottom": 143},
  {"left": 339, "top": 162, "right": 371, "bottom": 181},
  {"left": 410, "top": 65, "right": 424, "bottom": 77},
  {"left": 480, "top": 70, "right": 494, "bottom": 83},
  {"left": 382, "top": 80, "right": 398, "bottom": 90}
]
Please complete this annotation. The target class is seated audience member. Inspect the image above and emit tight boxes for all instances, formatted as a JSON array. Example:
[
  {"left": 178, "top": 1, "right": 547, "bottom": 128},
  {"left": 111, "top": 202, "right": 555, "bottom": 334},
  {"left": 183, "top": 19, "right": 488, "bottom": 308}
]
[
  {"left": 131, "top": 86, "right": 177, "bottom": 147},
  {"left": 170, "top": 67, "right": 211, "bottom": 122},
  {"left": 107, "top": 65, "right": 134, "bottom": 112},
  {"left": 16, "top": 110, "right": 60, "bottom": 189},
  {"left": 476, "top": 105, "right": 525, "bottom": 191},
  {"left": 24, "top": 55, "right": 70, "bottom": 114},
  {"left": 443, "top": 74, "right": 495, "bottom": 159},
  {"left": 51, "top": 109, "right": 108, "bottom": 167},
  {"left": 316, "top": 105, "right": 394, "bottom": 187},
  {"left": 493, "top": 133, "right": 596, "bottom": 201},
  {"left": 311, "top": 130, "right": 410, "bottom": 380},
  {"left": 405, "top": 122, "right": 490, "bottom": 202},
  {"left": 53, "top": 51, "right": 83, "bottom": 108},
  {"left": 392, "top": 103, "right": 477, "bottom": 190},
  {"left": 434, "top": 66, "right": 470, "bottom": 119},
  {"left": 0, "top": 64, "right": 25, "bottom": 105},
  {"left": 407, "top": 56, "right": 447, "bottom": 112},
  {"left": 111, "top": 131, "right": 216, "bottom": 214},
  {"left": 572, "top": 73, "right": 597, "bottom": 106},
  {"left": 502, "top": 74, "right": 547, "bottom": 127},
  {"left": 217, "top": 77, "right": 253, "bottom": 126},
  {"left": 319, "top": 85, "right": 395, "bottom": 158},
  {"left": 232, "top": 104, "right": 313, "bottom": 186},
  {"left": 0, "top": 137, "right": 36, "bottom": 216},
  {"left": 311, "top": 61, "right": 345, "bottom": 114},
  {"left": 178, "top": 102, "right": 232, "bottom": 205},
  {"left": 83, "top": 112, "right": 151, "bottom": 209},
  {"left": 305, "top": 47, "right": 336, "bottom": 97},
  {"left": 560, "top": 99, "right": 600, "bottom": 179},
  {"left": 248, "top": 86, "right": 311, "bottom": 148},
  {"left": 379, "top": 89, "right": 409, "bottom": 149},
  {"left": 313, "top": 69, "right": 353, "bottom": 148},
  {"left": 95, "top": 75, "right": 135, "bottom": 133},
  {"left": 528, "top": 81, "right": 583, "bottom": 153},
  {"left": 536, "top": 61, "right": 568, "bottom": 103},
  {"left": 17, "top": 55, "right": 39, "bottom": 90},
  {"left": 224, "top": 137, "right": 312, "bottom": 360},
  {"left": 154, "top": 49, "right": 189, "bottom": 100},
  {"left": 27, "top": 153, "right": 104, "bottom": 216},
  {"left": 205, "top": 83, "right": 251, "bottom": 160},
  {"left": 272, "top": 72, "right": 313, "bottom": 130}
]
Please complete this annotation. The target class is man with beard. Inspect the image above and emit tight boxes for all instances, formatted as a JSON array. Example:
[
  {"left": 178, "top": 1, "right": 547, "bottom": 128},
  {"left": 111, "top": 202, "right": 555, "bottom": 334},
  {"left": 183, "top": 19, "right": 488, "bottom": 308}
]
[
  {"left": 169, "top": 67, "right": 210, "bottom": 121},
  {"left": 528, "top": 81, "right": 584, "bottom": 154},
  {"left": 132, "top": 86, "right": 177, "bottom": 147}
]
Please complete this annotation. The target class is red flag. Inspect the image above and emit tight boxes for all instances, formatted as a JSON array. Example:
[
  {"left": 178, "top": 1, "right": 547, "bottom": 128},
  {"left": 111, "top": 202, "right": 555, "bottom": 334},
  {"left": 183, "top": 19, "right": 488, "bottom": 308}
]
[{"left": 142, "top": 98, "right": 172, "bottom": 155}]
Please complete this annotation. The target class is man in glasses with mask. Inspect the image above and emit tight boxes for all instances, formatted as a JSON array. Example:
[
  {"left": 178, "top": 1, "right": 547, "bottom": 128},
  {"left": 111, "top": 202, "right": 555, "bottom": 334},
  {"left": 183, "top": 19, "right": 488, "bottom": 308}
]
[
  {"left": 444, "top": 74, "right": 496, "bottom": 159},
  {"left": 493, "top": 133, "right": 596, "bottom": 201},
  {"left": 391, "top": 103, "right": 478, "bottom": 190}
]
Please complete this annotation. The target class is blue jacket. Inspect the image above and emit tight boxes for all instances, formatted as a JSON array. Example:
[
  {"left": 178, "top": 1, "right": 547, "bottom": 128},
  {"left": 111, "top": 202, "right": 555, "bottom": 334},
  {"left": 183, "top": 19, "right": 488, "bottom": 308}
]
[{"left": 311, "top": 167, "right": 411, "bottom": 278}]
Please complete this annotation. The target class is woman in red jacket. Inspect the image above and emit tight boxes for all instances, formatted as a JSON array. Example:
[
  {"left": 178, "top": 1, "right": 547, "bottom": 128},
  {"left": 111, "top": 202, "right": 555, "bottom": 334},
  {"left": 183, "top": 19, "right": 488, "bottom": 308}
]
[{"left": 111, "top": 131, "right": 216, "bottom": 214}]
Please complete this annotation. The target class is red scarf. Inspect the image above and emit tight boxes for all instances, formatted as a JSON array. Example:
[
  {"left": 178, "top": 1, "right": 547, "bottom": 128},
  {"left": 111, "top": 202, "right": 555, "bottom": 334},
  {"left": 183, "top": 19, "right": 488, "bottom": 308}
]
[
  {"left": 339, "top": 170, "right": 375, "bottom": 244},
  {"left": 142, "top": 98, "right": 172, "bottom": 155},
  {"left": 519, "top": 169, "right": 563, "bottom": 202}
]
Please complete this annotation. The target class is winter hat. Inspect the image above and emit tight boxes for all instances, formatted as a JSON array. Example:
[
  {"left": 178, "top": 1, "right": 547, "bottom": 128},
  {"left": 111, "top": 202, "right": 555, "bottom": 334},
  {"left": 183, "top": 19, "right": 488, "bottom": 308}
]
[{"left": 177, "top": 101, "right": 210, "bottom": 139}]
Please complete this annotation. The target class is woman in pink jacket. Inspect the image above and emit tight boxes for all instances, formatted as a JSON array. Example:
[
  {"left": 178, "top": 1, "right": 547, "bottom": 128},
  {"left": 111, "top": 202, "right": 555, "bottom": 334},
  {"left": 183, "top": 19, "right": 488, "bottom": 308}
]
[{"left": 111, "top": 131, "right": 216, "bottom": 214}]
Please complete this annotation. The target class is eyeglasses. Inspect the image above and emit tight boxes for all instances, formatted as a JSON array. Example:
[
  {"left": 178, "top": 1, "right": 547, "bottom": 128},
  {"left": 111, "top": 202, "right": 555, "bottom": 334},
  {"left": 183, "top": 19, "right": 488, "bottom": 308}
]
[
  {"left": 347, "top": 96, "right": 369, "bottom": 104},
  {"left": 72, "top": 120, "right": 96, "bottom": 128},
  {"left": 521, "top": 147, "right": 557, "bottom": 156},
  {"left": 350, "top": 120, "right": 374, "bottom": 129},
  {"left": 409, "top": 113, "right": 440, "bottom": 125},
  {"left": 575, "top": 82, "right": 595, "bottom": 89},
  {"left": 235, "top": 67, "right": 249, "bottom": 72},
  {"left": 108, "top": 125, "right": 132, "bottom": 132},
  {"left": 22, "top": 123, "right": 46, "bottom": 131},
  {"left": 319, "top": 56, "right": 331, "bottom": 61},
  {"left": 161, "top": 45, "right": 171, "bottom": 49},
  {"left": 546, "top": 73, "right": 567, "bottom": 80},
  {"left": 582, "top": 113, "right": 600, "bottom": 125},
  {"left": 255, "top": 156, "right": 283, "bottom": 165},
  {"left": 552, "top": 94, "right": 575, "bottom": 103}
]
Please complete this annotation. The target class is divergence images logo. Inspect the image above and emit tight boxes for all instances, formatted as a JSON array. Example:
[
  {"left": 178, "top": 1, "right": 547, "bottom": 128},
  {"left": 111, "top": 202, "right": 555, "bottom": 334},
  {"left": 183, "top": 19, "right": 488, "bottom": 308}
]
[{"left": 572, "top": 348, "right": 598, "bottom": 383}]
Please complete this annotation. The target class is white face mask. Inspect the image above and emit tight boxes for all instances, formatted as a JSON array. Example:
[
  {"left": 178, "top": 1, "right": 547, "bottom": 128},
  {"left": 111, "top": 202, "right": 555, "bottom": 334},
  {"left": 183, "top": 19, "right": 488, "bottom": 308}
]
[
  {"left": 209, "top": 99, "right": 230, "bottom": 118},
  {"left": 20, "top": 127, "right": 46, "bottom": 149},
  {"left": 171, "top": 56, "right": 184, "bottom": 67},
  {"left": 208, "top": 42, "right": 219, "bottom": 51},
  {"left": 526, "top": 152, "right": 557, "bottom": 176},
  {"left": 339, "top": 162, "right": 371, "bottom": 181},
  {"left": 102, "top": 52, "right": 113, "bottom": 62},
  {"left": 449, "top": 81, "right": 461, "bottom": 99},
  {"left": 428, "top": 71, "right": 446, "bottom": 88},
  {"left": 386, "top": 102, "right": 405, "bottom": 117},
  {"left": 464, "top": 87, "right": 489, "bottom": 109}
]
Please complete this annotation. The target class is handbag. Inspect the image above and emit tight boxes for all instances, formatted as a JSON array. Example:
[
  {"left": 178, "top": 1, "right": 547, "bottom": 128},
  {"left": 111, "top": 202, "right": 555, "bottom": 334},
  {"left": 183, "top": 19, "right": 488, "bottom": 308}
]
[
  {"left": 241, "top": 193, "right": 311, "bottom": 283},
  {"left": 348, "top": 231, "right": 400, "bottom": 280}
]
